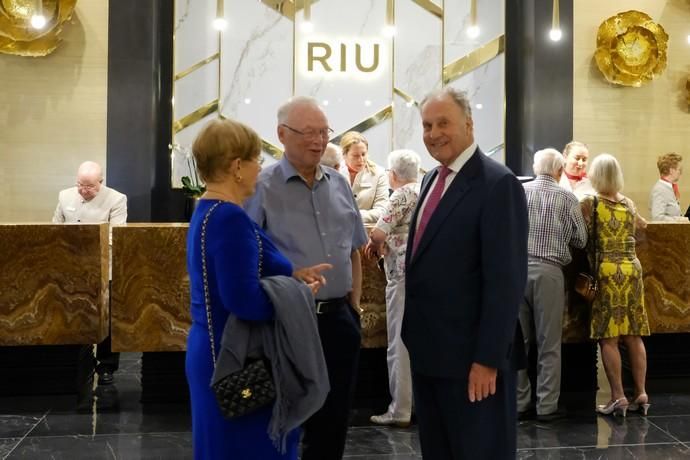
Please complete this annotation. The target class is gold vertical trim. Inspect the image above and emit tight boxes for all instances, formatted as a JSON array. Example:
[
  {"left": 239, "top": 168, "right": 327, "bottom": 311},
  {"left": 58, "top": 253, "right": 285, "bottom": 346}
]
[
  {"left": 172, "top": 100, "right": 219, "bottom": 134},
  {"left": 552, "top": 0, "right": 560, "bottom": 30},
  {"left": 442, "top": 35, "right": 505, "bottom": 84},
  {"left": 411, "top": 0, "right": 442, "bottom": 18},
  {"left": 174, "top": 53, "right": 220, "bottom": 81},
  {"left": 217, "top": 1, "right": 223, "bottom": 115}
]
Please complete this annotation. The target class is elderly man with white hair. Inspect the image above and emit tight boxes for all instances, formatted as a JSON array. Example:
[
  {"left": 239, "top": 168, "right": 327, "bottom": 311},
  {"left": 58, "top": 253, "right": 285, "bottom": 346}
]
[
  {"left": 365, "top": 149, "right": 421, "bottom": 428},
  {"left": 517, "top": 148, "right": 588, "bottom": 422},
  {"left": 320, "top": 142, "right": 343, "bottom": 171}
]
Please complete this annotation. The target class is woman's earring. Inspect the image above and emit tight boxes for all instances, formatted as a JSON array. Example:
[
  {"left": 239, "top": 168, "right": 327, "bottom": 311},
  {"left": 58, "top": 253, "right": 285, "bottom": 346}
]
[{"left": 235, "top": 174, "right": 242, "bottom": 183}]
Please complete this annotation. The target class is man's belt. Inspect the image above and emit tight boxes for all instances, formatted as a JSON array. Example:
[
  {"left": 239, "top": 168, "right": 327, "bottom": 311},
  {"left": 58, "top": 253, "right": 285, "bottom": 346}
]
[{"left": 315, "top": 297, "right": 348, "bottom": 315}]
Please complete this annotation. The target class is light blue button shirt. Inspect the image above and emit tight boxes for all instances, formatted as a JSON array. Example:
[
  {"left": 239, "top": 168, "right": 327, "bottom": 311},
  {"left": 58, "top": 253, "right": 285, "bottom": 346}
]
[{"left": 245, "top": 157, "right": 368, "bottom": 299}]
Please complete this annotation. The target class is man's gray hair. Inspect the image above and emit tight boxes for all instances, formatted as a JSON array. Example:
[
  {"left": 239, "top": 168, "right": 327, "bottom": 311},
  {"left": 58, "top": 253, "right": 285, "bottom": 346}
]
[
  {"left": 388, "top": 149, "right": 421, "bottom": 182},
  {"left": 321, "top": 143, "right": 343, "bottom": 168},
  {"left": 277, "top": 96, "right": 320, "bottom": 124},
  {"left": 589, "top": 153, "right": 624, "bottom": 195},
  {"left": 419, "top": 87, "right": 472, "bottom": 118},
  {"left": 533, "top": 148, "right": 565, "bottom": 176}
]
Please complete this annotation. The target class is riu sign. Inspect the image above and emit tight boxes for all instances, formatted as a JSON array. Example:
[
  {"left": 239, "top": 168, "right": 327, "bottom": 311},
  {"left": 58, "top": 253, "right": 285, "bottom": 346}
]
[{"left": 302, "top": 39, "right": 386, "bottom": 78}]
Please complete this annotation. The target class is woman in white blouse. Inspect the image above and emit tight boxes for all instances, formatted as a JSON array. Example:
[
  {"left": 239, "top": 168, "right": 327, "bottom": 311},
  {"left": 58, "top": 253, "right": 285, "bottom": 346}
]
[{"left": 340, "top": 131, "right": 389, "bottom": 225}]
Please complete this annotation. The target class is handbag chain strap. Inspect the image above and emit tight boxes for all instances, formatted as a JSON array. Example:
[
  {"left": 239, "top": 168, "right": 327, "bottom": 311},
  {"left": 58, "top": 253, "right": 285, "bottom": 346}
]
[
  {"left": 201, "top": 201, "right": 263, "bottom": 367},
  {"left": 591, "top": 196, "right": 599, "bottom": 276}
]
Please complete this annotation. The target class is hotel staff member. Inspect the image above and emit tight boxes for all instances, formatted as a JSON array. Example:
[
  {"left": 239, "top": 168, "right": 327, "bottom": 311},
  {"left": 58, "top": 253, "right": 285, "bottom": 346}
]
[
  {"left": 53, "top": 160, "right": 127, "bottom": 385},
  {"left": 650, "top": 153, "right": 686, "bottom": 222}
]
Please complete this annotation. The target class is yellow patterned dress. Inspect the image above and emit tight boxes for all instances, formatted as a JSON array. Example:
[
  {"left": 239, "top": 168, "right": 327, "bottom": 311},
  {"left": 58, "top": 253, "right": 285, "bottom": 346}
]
[{"left": 581, "top": 195, "right": 650, "bottom": 339}]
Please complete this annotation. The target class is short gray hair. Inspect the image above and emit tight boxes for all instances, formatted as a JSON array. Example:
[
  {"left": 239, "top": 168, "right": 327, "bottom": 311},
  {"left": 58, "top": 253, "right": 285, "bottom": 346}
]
[
  {"left": 388, "top": 149, "right": 420, "bottom": 182},
  {"left": 533, "top": 148, "right": 565, "bottom": 176},
  {"left": 419, "top": 87, "right": 472, "bottom": 118},
  {"left": 277, "top": 96, "right": 320, "bottom": 124},
  {"left": 588, "top": 153, "right": 624, "bottom": 195},
  {"left": 321, "top": 143, "right": 342, "bottom": 168}
]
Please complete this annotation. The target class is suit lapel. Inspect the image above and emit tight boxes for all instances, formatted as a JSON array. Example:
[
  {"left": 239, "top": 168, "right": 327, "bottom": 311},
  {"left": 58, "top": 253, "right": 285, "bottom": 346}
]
[
  {"left": 406, "top": 169, "right": 437, "bottom": 265},
  {"left": 409, "top": 149, "right": 482, "bottom": 265}
]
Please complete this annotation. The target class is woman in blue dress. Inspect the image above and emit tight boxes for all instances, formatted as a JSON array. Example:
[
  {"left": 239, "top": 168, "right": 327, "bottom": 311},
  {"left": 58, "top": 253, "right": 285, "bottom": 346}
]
[{"left": 185, "top": 118, "right": 328, "bottom": 459}]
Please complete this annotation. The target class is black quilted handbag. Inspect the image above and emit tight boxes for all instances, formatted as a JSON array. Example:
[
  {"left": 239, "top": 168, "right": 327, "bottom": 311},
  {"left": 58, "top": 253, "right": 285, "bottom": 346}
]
[
  {"left": 211, "top": 358, "right": 276, "bottom": 418},
  {"left": 201, "top": 202, "right": 276, "bottom": 419}
]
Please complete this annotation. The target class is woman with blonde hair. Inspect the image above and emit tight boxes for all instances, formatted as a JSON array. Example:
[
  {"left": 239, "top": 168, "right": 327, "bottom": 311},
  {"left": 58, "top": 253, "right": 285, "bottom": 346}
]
[
  {"left": 581, "top": 153, "right": 650, "bottom": 418},
  {"left": 340, "top": 131, "right": 389, "bottom": 224},
  {"left": 560, "top": 141, "right": 595, "bottom": 199}
]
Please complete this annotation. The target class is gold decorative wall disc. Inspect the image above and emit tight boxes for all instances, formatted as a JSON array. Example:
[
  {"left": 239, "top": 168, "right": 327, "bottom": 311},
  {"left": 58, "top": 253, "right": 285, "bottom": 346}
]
[
  {"left": 594, "top": 10, "right": 668, "bottom": 87},
  {"left": 0, "top": 0, "right": 77, "bottom": 57}
]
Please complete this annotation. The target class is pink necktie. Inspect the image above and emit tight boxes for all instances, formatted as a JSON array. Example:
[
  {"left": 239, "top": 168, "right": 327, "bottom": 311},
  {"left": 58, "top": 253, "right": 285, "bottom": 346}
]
[{"left": 412, "top": 166, "right": 452, "bottom": 255}]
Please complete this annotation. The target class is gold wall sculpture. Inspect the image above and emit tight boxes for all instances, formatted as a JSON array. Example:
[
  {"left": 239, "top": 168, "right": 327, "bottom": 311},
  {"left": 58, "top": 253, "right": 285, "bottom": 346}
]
[
  {"left": 0, "top": 0, "right": 78, "bottom": 57},
  {"left": 574, "top": 0, "right": 690, "bottom": 218},
  {"left": 594, "top": 10, "right": 668, "bottom": 87}
]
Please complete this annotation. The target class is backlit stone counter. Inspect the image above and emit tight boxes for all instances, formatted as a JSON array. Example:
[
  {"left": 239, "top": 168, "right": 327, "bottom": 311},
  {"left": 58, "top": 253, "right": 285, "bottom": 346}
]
[
  {"left": 111, "top": 223, "right": 387, "bottom": 351},
  {"left": 637, "top": 222, "right": 690, "bottom": 333},
  {"left": 0, "top": 223, "right": 109, "bottom": 345},
  {"left": 111, "top": 224, "right": 190, "bottom": 352}
]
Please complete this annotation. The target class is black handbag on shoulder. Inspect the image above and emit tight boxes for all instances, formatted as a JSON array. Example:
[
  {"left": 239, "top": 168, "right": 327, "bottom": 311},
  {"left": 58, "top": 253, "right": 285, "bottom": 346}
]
[{"left": 200, "top": 202, "right": 276, "bottom": 419}]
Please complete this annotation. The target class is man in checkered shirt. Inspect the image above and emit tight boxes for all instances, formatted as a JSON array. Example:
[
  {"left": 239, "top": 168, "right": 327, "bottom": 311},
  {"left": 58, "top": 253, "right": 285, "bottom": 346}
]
[{"left": 517, "top": 148, "right": 588, "bottom": 422}]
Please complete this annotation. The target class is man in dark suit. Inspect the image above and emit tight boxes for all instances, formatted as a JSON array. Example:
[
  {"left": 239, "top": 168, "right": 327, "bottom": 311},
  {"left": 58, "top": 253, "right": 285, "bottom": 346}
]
[{"left": 402, "top": 87, "right": 528, "bottom": 459}]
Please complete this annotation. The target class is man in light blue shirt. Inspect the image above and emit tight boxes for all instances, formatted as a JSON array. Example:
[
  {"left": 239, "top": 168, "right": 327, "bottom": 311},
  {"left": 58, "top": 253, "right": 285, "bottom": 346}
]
[{"left": 245, "top": 96, "right": 367, "bottom": 460}]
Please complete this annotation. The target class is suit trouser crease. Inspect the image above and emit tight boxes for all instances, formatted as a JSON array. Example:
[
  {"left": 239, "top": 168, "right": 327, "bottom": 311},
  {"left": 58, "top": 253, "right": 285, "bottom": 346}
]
[{"left": 517, "top": 261, "right": 565, "bottom": 415}]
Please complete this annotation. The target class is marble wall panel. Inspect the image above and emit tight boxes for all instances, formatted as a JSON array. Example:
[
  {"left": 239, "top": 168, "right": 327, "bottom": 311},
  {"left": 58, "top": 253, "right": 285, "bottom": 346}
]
[
  {"left": 444, "top": 0, "right": 504, "bottom": 62},
  {"left": 111, "top": 224, "right": 191, "bottom": 352},
  {"left": 174, "top": 0, "right": 218, "bottom": 72},
  {"left": 449, "top": 54, "right": 505, "bottom": 154},
  {"left": 0, "top": 224, "right": 108, "bottom": 345},
  {"left": 296, "top": 0, "right": 393, "bottom": 163},
  {"left": 174, "top": 60, "right": 220, "bottom": 122},
  {"left": 219, "top": 0, "right": 293, "bottom": 147}
]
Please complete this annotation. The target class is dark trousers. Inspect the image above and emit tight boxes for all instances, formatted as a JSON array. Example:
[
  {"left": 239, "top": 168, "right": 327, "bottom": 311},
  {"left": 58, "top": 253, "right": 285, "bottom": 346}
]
[
  {"left": 96, "top": 281, "right": 119, "bottom": 374},
  {"left": 301, "top": 304, "right": 361, "bottom": 460},
  {"left": 412, "top": 369, "right": 517, "bottom": 460},
  {"left": 95, "top": 334, "right": 120, "bottom": 374}
]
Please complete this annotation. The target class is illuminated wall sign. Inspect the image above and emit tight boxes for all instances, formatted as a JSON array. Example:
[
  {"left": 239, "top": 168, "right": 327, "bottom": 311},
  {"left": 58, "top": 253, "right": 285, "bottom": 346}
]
[{"left": 299, "top": 37, "right": 388, "bottom": 80}]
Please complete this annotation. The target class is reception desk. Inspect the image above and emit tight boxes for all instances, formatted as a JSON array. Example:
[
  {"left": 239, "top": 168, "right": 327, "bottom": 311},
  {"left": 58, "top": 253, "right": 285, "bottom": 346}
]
[
  {"left": 110, "top": 223, "right": 388, "bottom": 352},
  {"left": 0, "top": 223, "right": 109, "bottom": 345},
  {"left": 0, "top": 223, "right": 109, "bottom": 396}
]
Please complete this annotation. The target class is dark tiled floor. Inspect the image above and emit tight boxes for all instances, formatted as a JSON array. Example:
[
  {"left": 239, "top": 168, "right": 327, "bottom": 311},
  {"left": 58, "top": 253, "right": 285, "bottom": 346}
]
[{"left": 1, "top": 353, "right": 690, "bottom": 459}]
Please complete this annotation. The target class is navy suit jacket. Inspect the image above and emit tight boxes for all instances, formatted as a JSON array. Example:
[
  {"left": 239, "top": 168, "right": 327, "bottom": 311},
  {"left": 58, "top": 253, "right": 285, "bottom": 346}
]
[{"left": 402, "top": 148, "right": 528, "bottom": 379}]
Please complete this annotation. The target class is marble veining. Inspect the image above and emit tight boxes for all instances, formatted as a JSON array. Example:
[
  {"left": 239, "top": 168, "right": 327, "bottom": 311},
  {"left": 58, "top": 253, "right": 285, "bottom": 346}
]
[
  {"left": 0, "top": 224, "right": 109, "bottom": 346},
  {"left": 111, "top": 225, "right": 191, "bottom": 352}
]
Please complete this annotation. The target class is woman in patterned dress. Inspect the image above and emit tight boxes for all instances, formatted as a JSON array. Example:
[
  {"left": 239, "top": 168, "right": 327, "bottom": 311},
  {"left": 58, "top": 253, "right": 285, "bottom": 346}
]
[
  {"left": 365, "top": 149, "right": 421, "bottom": 427},
  {"left": 581, "top": 154, "right": 651, "bottom": 417}
]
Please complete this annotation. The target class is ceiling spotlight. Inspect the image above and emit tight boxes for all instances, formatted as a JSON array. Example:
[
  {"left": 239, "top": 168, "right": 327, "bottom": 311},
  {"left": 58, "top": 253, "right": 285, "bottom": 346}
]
[
  {"left": 466, "top": 0, "right": 479, "bottom": 38},
  {"left": 322, "top": 100, "right": 329, "bottom": 106},
  {"left": 244, "top": 98, "right": 251, "bottom": 105},
  {"left": 301, "top": 21, "right": 314, "bottom": 33},
  {"left": 364, "top": 100, "right": 372, "bottom": 107},
  {"left": 549, "top": 28, "right": 562, "bottom": 41},
  {"left": 467, "top": 25, "right": 480, "bottom": 39},
  {"left": 30, "top": 14, "right": 46, "bottom": 29},
  {"left": 383, "top": 25, "right": 396, "bottom": 37},
  {"left": 213, "top": 0, "right": 227, "bottom": 31},
  {"left": 405, "top": 101, "right": 413, "bottom": 108},
  {"left": 475, "top": 103, "right": 483, "bottom": 110},
  {"left": 550, "top": 0, "right": 561, "bottom": 42}
]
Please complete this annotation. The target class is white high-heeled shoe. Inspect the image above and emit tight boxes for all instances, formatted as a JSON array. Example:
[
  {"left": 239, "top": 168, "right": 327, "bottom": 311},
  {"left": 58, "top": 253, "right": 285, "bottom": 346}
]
[
  {"left": 596, "top": 398, "right": 629, "bottom": 417},
  {"left": 628, "top": 394, "right": 651, "bottom": 416}
]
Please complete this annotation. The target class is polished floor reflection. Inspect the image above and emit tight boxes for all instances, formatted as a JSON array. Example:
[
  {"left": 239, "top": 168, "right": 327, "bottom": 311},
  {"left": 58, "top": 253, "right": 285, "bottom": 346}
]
[{"left": 1, "top": 353, "right": 690, "bottom": 459}]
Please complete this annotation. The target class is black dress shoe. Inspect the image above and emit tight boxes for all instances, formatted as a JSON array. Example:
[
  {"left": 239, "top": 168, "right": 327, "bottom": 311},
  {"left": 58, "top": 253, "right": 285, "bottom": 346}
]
[
  {"left": 98, "top": 371, "right": 114, "bottom": 385},
  {"left": 536, "top": 410, "right": 566, "bottom": 423},
  {"left": 518, "top": 408, "right": 536, "bottom": 421}
]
